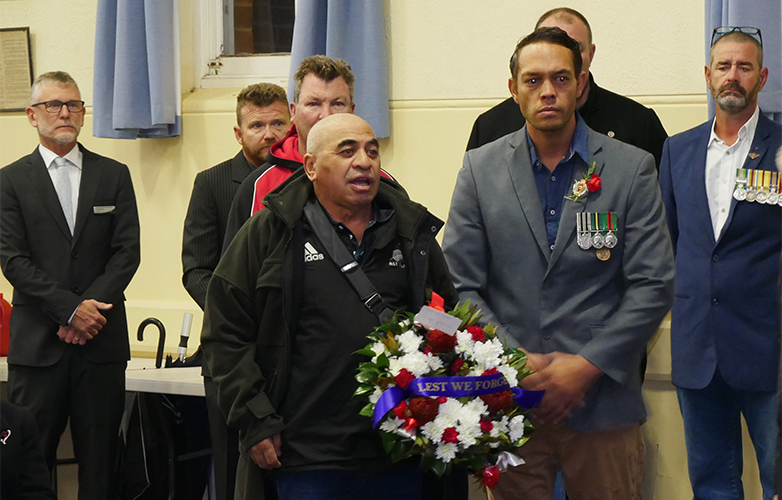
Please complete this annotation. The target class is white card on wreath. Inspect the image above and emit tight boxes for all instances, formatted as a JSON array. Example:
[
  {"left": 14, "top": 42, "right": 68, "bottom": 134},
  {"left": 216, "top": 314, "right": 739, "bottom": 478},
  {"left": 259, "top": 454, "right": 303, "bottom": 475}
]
[{"left": 414, "top": 306, "right": 462, "bottom": 336}]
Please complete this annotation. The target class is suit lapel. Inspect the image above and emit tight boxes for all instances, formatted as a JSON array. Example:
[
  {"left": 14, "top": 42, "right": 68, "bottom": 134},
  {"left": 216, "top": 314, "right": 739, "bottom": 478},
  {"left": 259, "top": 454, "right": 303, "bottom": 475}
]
[
  {"left": 24, "top": 149, "right": 72, "bottom": 241},
  {"left": 717, "top": 114, "right": 772, "bottom": 244},
  {"left": 547, "top": 132, "right": 606, "bottom": 273},
  {"left": 506, "top": 128, "right": 549, "bottom": 258},
  {"left": 73, "top": 147, "right": 101, "bottom": 244},
  {"left": 231, "top": 151, "right": 253, "bottom": 184}
]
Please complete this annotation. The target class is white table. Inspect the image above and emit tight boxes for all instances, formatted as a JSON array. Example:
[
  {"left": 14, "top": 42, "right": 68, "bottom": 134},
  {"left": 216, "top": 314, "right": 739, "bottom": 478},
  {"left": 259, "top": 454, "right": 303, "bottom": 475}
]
[{"left": 0, "top": 357, "right": 205, "bottom": 396}]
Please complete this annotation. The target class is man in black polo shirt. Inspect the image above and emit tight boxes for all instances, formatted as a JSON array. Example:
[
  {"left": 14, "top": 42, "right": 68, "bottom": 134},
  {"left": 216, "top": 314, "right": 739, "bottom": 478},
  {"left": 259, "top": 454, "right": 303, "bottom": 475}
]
[
  {"left": 201, "top": 113, "right": 457, "bottom": 500},
  {"left": 467, "top": 7, "right": 668, "bottom": 168}
]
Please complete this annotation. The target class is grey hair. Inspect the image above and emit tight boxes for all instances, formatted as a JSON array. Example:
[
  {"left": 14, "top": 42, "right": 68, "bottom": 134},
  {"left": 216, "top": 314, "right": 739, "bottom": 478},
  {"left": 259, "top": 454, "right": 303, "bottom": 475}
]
[{"left": 30, "top": 71, "right": 79, "bottom": 104}]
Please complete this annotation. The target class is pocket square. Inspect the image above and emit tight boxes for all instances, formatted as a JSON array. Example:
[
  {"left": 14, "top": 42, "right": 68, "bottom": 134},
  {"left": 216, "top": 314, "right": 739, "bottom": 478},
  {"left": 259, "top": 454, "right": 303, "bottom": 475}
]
[{"left": 93, "top": 205, "right": 115, "bottom": 214}]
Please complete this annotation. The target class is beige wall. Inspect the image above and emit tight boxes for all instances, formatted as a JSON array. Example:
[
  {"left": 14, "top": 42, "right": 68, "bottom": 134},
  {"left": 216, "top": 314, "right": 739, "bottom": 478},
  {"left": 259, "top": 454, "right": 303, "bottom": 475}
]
[{"left": 0, "top": 1, "right": 773, "bottom": 499}]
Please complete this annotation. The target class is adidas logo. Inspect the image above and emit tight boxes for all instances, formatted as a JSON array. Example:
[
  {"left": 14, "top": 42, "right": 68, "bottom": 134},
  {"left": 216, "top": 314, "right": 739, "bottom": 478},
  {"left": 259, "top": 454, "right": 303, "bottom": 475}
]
[
  {"left": 388, "top": 248, "right": 405, "bottom": 268},
  {"left": 304, "top": 241, "right": 324, "bottom": 262}
]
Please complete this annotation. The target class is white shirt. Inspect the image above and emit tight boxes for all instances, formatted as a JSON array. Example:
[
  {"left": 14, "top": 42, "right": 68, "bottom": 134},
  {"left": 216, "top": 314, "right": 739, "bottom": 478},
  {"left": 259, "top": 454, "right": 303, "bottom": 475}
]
[
  {"left": 704, "top": 106, "right": 760, "bottom": 239},
  {"left": 39, "top": 143, "right": 83, "bottom": 221}
]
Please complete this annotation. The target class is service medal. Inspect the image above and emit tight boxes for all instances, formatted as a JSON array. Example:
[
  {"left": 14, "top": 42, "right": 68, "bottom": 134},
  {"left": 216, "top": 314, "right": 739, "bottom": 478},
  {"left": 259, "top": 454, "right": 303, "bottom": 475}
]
[
  {"left": 592, "top": 232, "right": 605, "bottom": 249},
  {"left": 578, "top": 234, "right": 592, "bottom": 250},
  {"left": 769, "top": 193, "right": 779, "bottom": 205},
  {"left": 596, "top": 248, "right": 611, "bottom": 261},
  {"left": 746, "top": 189, "right": 757, "bottom": 202},
  {"left": 734, "top": 168, "right": 749, "bottom": 201},
  {"left": 756, "top": 190, "right": 768, "bottom": 204},
  {"left": 605, "top": 232, "right": 618, "bottom": 249}
]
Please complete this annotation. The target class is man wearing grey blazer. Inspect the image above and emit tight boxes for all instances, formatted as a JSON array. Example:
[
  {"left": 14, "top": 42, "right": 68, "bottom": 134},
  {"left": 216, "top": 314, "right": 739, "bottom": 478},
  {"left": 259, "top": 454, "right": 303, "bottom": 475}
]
[{"left": 442, "top": 28, "right": 674, "bottom": 499}]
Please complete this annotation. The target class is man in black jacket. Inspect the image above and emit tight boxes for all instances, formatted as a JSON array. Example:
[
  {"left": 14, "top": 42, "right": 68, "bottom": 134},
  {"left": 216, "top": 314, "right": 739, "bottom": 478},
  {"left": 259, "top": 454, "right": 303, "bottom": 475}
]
[
  {"left": 466, "top": 7, "right": 668, "bottom": 168},
  {"left": 202, "top": 114, "right": 458, "bottom": 500},
  {"left": 182, "top": 82, "right": 289, "bottom": 500}
]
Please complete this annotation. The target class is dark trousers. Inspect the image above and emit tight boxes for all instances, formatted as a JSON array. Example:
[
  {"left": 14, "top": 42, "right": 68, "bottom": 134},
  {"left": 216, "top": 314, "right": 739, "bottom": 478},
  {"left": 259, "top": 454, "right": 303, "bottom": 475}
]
[
  {"left": 204, "top": 376, "right": 241, "bottom": 500},
  {"left": 8, "top": 349, "right": 125, "bottom": 500}
]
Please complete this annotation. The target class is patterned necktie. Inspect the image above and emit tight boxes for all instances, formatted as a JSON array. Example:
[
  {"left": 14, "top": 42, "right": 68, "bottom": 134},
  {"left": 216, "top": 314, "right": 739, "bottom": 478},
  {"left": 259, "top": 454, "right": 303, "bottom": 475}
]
[{"left": 53, "top": 157, "right": 74, "bottom": 233}]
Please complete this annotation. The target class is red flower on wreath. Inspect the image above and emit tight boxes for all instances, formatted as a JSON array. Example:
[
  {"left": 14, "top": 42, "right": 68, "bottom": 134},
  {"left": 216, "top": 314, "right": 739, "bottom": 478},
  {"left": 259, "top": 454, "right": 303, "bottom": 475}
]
[
  {"left": 426, "top": 329, "right": 457, "bottom": 353},
  {"left": 450, "top": 358, "right": 465, "bottom": 375},
  {"left": 395, "top": 369, "right": 415, "bottom": 389},
  {"left": 480, "top": 419, "right": 494, "bottom": 433},
  {"left": 466, "top": 325, "right": 486, "bottom": 342},
  {"left": 480, "top": 390, "right": 514, "bottom": 414},
  {"left": 442, "top": 427, "right": 459, "bottom": 444},
  {"left": 586, "top": 173, "right": 601, "bottom": 192},
  {"left": 407, "top": 397, "right": 441, "bottom": 425}
]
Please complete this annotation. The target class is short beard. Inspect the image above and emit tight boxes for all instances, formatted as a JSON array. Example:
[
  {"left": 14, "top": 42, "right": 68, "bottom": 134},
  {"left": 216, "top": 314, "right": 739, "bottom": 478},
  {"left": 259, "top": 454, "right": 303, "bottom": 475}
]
[{"left": 712, "top": 81, "right": 760, "bottom": 115}]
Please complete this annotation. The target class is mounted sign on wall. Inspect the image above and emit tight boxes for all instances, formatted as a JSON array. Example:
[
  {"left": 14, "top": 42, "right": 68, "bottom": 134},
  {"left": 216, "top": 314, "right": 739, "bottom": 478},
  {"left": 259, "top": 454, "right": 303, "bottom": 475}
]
[{"left": 0, "top": 27, "right": 33, "bottom": 112}]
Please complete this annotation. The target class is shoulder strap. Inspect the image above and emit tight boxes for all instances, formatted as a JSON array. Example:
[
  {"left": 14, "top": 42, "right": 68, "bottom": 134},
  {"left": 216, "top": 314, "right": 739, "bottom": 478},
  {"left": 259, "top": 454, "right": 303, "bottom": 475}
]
[{"left": 302, "top": 202, "right": 395, "bottom": 323}]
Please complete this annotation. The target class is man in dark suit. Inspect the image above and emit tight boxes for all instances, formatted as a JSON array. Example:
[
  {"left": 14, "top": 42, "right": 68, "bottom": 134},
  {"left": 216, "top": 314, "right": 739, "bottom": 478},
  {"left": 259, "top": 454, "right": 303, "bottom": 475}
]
[
  {"left": 443, "top": 28, "right": 674, "bottom": 499},
  {"left": 660, "top": 28, "right": 781, "bottom": 500},
  {"left": 466, "top": 7, "right": 668, "bottom": 168},
  {"left": 0, "top": 71, "right": 140, "bottom": 499},
  {"left": 182, "top": 82, "right": 290, "bottom": 500}
]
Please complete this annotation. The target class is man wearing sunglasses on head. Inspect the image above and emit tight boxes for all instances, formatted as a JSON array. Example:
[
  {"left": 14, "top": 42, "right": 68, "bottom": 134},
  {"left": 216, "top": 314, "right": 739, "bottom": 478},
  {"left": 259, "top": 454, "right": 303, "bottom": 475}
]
[
  {"left": 660, "top": 27, "right": 781, "bottom": 500},
  {"left": 0, "top": 71, "right": 140, "bottom": 500}
]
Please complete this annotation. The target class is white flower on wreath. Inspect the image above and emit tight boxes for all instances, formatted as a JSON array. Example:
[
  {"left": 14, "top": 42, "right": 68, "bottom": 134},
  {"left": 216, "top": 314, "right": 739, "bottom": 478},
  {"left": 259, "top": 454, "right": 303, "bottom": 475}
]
[
  {"left": 369, "top": 386, "right": 384, "bottom": 404},
  {"left": 421, "top": 419, "right": 447, "bottom": 443},
  {"left": 492, "top": 415, "right": 509, "bottom": 438},
  {"left": 370, "top": 341, "right": 386, "bottom": 363},
  {"left": 509, "top": 415, "right": 526, "bottom": 442},
  {"left": 455, "top": 330, "right": 476, "bottom": 357},
  {"left": 498, "top": 364, "right": 519, "bottom": 387},
  {"left": 473, "top": 338, "right": 505, "bottom": 371},
  {"left": 379, "top": 416, "right": 405, "bottom": 433},
  {"left": 427, "top": 354, "right": 444, "bottom": 372},
  {"left": 389, "top": 350, "right": 430, "bottom": 377},
  {"left": 435, "top": 442, "right": 458, "bottom": 463},
  {"left": 397, "top": 330, "right": 423, "bottom": 354}
]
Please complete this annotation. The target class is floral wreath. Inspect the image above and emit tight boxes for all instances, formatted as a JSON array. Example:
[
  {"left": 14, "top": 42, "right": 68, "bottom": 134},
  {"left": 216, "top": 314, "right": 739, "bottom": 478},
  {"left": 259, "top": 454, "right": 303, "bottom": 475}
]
[{"left": 354, "top": 294, "right": 544, "bottom": 489}]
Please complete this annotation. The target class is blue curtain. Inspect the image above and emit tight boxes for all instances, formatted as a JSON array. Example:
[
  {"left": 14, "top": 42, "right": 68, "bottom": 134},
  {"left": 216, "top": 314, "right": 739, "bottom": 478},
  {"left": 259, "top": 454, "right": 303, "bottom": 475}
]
[
  {"left": 93, "top": 0, "right": 182, "bottom": 139},
  {"left": 287, "top": 0, "right": 391, "bottom": 138},
  {"left": 706, "top": 0, "right": 782, "bottom": 122}
]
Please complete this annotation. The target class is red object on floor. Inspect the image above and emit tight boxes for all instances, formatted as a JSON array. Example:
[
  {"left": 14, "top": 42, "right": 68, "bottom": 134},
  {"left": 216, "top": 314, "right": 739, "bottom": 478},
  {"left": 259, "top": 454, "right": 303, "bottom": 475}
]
[{"left": 0, "top": 293, "right": 11, "bottom": 356}]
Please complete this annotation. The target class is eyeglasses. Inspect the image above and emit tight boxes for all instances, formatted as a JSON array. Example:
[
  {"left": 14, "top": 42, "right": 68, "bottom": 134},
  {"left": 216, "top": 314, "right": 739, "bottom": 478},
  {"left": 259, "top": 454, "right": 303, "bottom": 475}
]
[
  {"left": 30, "top": 100, "right": 85, "bottom": 114},
  {"left": 711, "top": 26, "right": 763, "bottom": 48}
]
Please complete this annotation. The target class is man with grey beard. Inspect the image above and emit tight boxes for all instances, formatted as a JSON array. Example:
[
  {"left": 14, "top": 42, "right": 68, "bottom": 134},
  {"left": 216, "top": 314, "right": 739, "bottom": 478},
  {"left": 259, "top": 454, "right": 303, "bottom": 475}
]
[{"left": 659, "top": 28, "right": 781, "bottom": 500}]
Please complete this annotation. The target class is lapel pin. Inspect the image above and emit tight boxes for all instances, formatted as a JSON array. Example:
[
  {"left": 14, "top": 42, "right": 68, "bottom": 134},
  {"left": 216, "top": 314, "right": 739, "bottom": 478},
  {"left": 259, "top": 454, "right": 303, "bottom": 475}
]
[
  {"left": 748, "top": 152, "right": 760, "bottom": 160},
  {"left": 1, "top": 429, "right": 10, "bottom": 445}
]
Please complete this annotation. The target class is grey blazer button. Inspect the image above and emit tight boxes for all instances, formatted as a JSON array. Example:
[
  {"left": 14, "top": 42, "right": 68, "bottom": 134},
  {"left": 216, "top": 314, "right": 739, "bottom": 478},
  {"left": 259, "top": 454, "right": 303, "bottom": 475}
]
[{"left": 420, "top": 250, "right": 426, "bottom": 256}]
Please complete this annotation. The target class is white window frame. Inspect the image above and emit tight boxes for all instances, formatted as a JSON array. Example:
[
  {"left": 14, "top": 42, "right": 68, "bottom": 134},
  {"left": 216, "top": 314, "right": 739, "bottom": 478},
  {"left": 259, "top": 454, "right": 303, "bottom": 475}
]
[{"left": 193, "top": 0, "right": 292, "bottom": 89}]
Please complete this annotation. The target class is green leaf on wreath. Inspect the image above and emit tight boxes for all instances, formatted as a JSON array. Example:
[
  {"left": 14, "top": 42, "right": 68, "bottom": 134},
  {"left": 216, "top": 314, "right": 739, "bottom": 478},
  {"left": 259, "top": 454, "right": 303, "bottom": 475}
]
[
  {"left": 359, "top": 402, "right": 375, "bottom": 417},
  {"left": 353, "top": 384, "right": 373, "bottom": 396},
  {"left": 354, "top": 348, "right": 377, "bottom": 357},
  {"left": 429, "top": 457, "right": 448, "bottom": 477},
  {"left": 376, "top": 352, "right": 389, "bottom": 369},
  {"left": 380, "top": 431, "right": 397, "bottom": 454}
]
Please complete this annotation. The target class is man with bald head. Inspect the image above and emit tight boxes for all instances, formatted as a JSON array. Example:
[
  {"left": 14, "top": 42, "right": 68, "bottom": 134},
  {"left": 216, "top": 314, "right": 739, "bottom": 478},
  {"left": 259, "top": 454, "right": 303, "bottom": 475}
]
[
  {"left": 467, "top": 7, "right": 668, "bottom": 168},
  {"left": 202, "top": 114, "right": 457, "bottom": 499}
]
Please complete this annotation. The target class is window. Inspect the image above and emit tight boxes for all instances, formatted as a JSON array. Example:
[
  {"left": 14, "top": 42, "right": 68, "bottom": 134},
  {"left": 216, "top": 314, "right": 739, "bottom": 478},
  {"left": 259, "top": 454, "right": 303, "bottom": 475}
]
[{"left": 193, "top": 0, "right": 295, "bottom": 89}]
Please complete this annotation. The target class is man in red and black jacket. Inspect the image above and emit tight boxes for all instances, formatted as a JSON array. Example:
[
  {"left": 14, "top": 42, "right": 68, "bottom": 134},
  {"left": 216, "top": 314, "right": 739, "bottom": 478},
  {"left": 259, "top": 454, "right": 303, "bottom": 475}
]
[{"left": 223, "top": 55, "right": 396, "bottom": 251}]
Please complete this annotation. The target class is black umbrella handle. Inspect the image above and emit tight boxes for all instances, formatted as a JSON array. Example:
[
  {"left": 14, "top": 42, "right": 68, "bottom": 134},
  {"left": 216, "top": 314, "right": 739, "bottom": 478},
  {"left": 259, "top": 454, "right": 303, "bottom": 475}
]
[{"left": 137, "top": 318, "right": 166, "bottom": 369}]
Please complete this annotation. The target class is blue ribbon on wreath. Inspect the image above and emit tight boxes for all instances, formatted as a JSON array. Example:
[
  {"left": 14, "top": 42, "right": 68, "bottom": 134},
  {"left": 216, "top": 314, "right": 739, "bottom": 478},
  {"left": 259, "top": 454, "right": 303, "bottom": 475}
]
[{"left": 372, "top": 372, "right": 544, "bottom": 428}]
